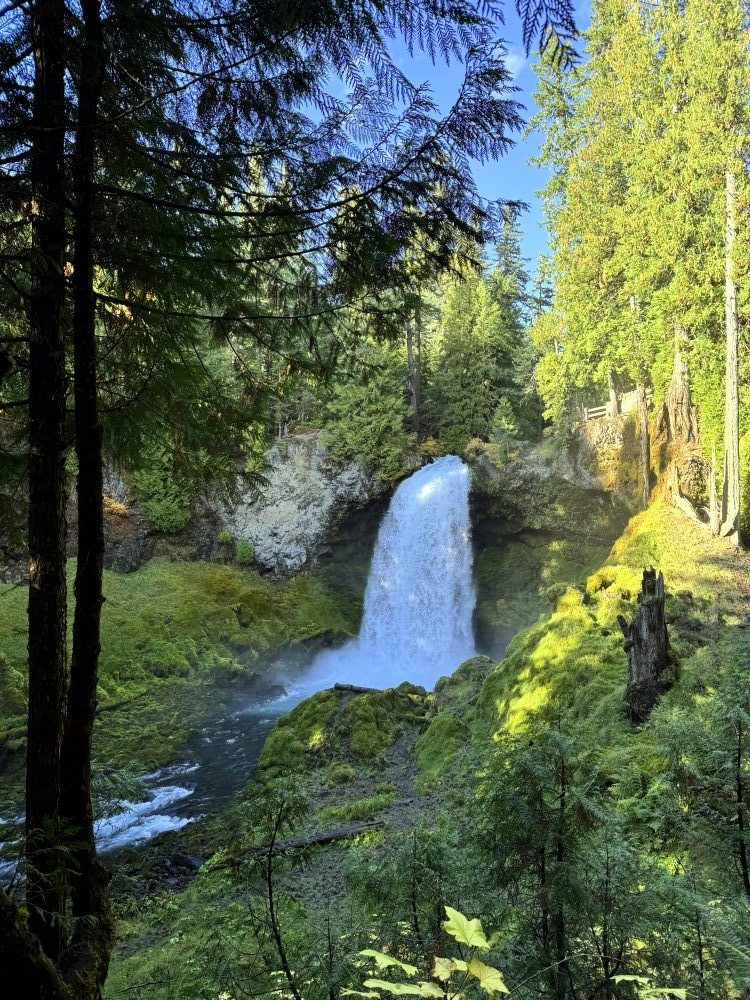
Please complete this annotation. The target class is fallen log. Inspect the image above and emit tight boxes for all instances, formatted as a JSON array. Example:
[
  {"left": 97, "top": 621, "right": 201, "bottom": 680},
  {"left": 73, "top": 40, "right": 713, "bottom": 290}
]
[
  {"left": 261, "top": 821, "right": 385, "bottom": 854},
  {"left": 333, "top": 683, "right": 378, "bottom": 694}
]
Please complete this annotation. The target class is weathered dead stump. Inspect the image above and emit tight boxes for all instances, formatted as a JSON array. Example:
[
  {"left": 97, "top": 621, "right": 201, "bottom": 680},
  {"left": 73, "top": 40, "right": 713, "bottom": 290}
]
[{"left": 618, "top": 569, "right": 672, "bottom": 723}]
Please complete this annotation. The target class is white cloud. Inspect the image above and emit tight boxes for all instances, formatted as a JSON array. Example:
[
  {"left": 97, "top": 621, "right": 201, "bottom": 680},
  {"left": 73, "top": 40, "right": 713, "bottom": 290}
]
[{"left": 505, "top": 49, "right": 526, "bottom": 81}]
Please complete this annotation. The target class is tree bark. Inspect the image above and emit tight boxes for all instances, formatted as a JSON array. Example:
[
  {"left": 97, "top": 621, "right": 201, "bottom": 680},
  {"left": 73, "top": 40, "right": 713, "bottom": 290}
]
[
  {"left": 25, "top": 0, "right": 69, "bottom": 961},
  {"left": 0, "top": 888, "right": 70, "bottom": 1000},
  {"left": 662, "top": 321, "right": 698, "bottom": 444},
  {"left": 554, "top": 764, "right": 567, "bottom": 1000},
  {"left": 710, "top": 447, "right": 719, "bottom": 537},
  {"left": 637, "top": 382, "right": 651, "bottom": 511},
  {"left": 721, "top": 169, "right": 741, "bottom": 547},
  {"left": 59, "top": 1, "right": 115, "bottom": 990},
  {"left": 735, "top": 722, "right": 750, "bottom": 898},
  {"left": 607, "top": 370, "right": 619, "bottom": 417},
  {"left": 618, "top": 569, "right": 671, "bottom": 723}
]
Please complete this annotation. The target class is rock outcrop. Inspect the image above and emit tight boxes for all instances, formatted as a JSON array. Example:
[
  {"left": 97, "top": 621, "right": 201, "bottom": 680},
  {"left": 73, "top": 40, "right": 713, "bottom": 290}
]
[{"left": 221, "top": 432, "right": 387, "bottom": 572}]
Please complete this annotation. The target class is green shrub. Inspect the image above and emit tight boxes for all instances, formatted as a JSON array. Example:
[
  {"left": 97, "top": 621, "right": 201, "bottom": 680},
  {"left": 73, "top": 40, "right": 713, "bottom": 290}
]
[
  {"left": 236, "top": 538, "right": 254, "bottom": 565},
  {"left": 217, "top": 527, "right": 232, "bottom": 546},
  {"left": 327, "top": 761, "right": 358, "bottom": 784}
]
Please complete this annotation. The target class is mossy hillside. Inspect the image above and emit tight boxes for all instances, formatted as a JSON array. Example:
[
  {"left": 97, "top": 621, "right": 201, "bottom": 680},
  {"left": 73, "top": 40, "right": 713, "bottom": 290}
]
[
  {"left": 104, "top": 496, "right": 750, "bottom": 1000},
  {"left": 472, "top": 529, "right": 613, "bottom": 657},
  {"left": 475, "top": 494, "right": 750, "bottom": 785},
  {"left": 258, "top": 683, "right": 428, "bottom": 779},
  {"left": 0, "top": 559, "right": 358, "bottom": 779},
  {"left": 414, "top": 656, "right": 496, "bottom": 790}
]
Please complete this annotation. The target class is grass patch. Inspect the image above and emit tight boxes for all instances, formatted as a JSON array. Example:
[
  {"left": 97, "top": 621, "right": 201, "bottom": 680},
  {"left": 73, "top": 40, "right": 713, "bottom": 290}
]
[{"left": 318, "top": 789, "right": 396, "bottom": 824}]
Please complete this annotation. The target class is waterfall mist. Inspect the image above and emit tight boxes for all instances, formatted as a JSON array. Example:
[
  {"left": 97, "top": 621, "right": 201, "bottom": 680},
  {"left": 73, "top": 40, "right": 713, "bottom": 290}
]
[{"left": 306, "top": 455, "right": 476, "bottom": 690}]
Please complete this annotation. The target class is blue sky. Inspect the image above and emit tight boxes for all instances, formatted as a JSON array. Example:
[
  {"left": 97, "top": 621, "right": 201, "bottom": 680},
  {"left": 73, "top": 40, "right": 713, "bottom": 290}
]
[{"left": 391, "top": 2, "right": 591, "bottom": 275}]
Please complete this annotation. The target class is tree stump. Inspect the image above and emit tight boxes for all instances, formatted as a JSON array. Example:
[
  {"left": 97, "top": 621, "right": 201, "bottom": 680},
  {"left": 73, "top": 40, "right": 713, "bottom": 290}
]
[{"left": 618, "top": 569, "right": 671, "bottom": 723}]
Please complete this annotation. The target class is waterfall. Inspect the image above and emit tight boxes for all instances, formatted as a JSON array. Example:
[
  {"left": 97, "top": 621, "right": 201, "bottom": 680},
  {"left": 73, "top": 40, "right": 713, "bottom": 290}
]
[{"left": 308, "top": 455, "right": 476, "bottom": 690}]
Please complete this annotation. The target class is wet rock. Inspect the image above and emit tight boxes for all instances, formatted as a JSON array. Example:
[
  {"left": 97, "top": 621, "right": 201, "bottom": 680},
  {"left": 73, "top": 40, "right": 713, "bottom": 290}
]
[
  {"left": 107, "top": 534, "right": 154, "bottom": 573},
  {"left": 263, "top": 684, "right": 288, "bottom": 701}
]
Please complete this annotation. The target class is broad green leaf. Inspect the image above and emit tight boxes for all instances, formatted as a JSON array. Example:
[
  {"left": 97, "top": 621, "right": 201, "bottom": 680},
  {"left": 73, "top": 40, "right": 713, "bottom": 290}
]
[
  {"left": 467, "top": 958, "right": 509, "bottom": 995},
  {"left": 341, "top": 992, "right": 381, "bottom": 998},
  {"left": 364, "top": 979, "right": 422, "bottom": 996},
  {"left": 613, "top": 976, "right": 650, "bottom": 985},
  {"left": 360, "top": 950, "right": 418, "bottom": 976},
  {"left": 443, "top": 907, "right": 489, "bottom": 949},
  {"left": 433, "top": 958, "right": 455, "bottom": 982},
  {"left": 418, "top": 983, "right": 445, "bottom": 998}
]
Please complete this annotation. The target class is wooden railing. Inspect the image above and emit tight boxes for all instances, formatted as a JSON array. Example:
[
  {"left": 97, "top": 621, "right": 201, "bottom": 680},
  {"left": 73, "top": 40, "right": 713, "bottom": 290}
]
[{"left": 583, "top": 404, "right": 608, "bottom": 421}]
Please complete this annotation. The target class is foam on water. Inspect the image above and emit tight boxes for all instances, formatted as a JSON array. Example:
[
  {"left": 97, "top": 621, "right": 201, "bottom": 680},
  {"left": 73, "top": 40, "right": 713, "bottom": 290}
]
[
  {"left": 94, "top": 784, "right": 195, "bottom": 852},
  {"left": 306, "top": 454, "right": 476, "bottom": 690}
]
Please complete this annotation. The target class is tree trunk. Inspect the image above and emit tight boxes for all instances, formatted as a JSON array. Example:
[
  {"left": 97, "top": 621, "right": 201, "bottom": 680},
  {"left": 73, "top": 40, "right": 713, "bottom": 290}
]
[
  {"left": 0, "top": 888, "right": 69, "bottom": 1000},
  {"left": 553, "top": 756, "right": 567, "bottom": 1000},
  {"left": 637, "top": 382, "right": 651, "bottom": 510},
  {"left": 663, "top": 321, "right": 698, "bottom": 444},
  {"left": 721, "top": 169, "right": 741, "bottom": 547},
  {"left": 25, "top": 0, "right": 69, "bottom": 961},
  {"left": 710, "top": 447, "right": 719, "bottom": 537},
  {"left": 59, "top": 0, "right": 115, "bottom": 990},
  {"left": 618, "top": 569, "right": 671, "bottom": 723},
  {"left": 406, "top": 308, "right": 421, "bottom": 435},
  {"left": 607, "top": 370, "right": 619, "bottom": 417},
  {"left": 735, "top": 722, "right": 750, "bottom": 898}
]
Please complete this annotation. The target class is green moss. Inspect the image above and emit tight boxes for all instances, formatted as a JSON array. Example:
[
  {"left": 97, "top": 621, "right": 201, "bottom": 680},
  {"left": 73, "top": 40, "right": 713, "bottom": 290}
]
[
  {"left": 236, "top": 538, "right": 254, "bottom": 565},
  {"left": 331, "top": 685, "right": 426, "bottom": 761},
  {"left": 476, "top": 494, "right": 750, "bottom": 760},
  {"left": 326, "top": 761, "right": 358, "bottom": 784},
  {"left": 258, "top": 690, "right": 339, "bottom": 777},
  {"left": 473, "top": 531, "right": 614, "bottom": 658},
  {"left": 258, "top": 683, "right": 427, "bottom": 781},
  {"left": 0, "top": 559, "right": 358, "bottom": 780},
  {"left": 415, "top": 713, "right": 465, "bottom": 789}
]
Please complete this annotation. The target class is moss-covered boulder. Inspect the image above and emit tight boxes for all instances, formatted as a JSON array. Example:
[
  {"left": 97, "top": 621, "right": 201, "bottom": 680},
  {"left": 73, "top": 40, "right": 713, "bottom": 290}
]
[{"left": 258, "top": 682, "right": 428, "bottom": 779}]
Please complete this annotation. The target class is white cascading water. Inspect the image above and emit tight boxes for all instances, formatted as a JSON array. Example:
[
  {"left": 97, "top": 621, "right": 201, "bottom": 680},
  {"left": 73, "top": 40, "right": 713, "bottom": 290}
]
[{"left": 306, "top": 454, "right": 476, "bottom": 690}]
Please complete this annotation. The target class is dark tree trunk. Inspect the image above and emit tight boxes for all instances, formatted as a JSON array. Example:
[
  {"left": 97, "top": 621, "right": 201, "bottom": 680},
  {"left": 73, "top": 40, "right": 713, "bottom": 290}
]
[
  {"left": 735, "top": 722, "right": 750, "bottom": 898},
  {"left": 553, "top": 759, "right": 567, "bottom": 1000},
  {"left": 59, "top": 0, "right": 115, "bottom": 989},
  {"left": 0, "top": 888, "right": 69, "bottom": 1000},
  {"left": 618, "top": 569, "right": 671, "bottom": 723},
  {"left": 607, "top": 370, "right": 619, "bottom": 417},
  {"left": 25, "top": 0, "right": 69, "bottom": 961}
]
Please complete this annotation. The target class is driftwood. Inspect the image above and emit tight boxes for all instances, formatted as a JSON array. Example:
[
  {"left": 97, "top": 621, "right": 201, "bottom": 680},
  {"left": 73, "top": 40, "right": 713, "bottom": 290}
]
[
  {"left": 333, "top": 683, "right": 378, "bottom": 694},
  {"left": 618, "top": 569, "right": 672, "bottom": 723},
  {"left": 258, "top": 821, "right": 385, "bottom": 854}
]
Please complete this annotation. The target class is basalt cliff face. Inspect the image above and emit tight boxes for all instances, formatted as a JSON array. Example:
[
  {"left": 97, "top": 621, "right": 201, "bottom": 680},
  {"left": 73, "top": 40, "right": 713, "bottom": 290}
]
[{"left": 220, "top": 432, "right": 388, "bottom": 572}]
